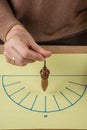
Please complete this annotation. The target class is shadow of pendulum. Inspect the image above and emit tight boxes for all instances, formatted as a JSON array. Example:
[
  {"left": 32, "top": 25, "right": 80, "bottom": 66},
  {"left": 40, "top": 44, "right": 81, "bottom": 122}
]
[{"left": 40, "top": 60, "right": 50, "bottom": 91}]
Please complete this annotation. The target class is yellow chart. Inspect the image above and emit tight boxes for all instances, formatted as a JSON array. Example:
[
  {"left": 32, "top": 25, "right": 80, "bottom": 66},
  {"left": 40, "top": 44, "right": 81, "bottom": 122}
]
[{"left": 0, "top": 54, "right": 87, "bottom": 129}]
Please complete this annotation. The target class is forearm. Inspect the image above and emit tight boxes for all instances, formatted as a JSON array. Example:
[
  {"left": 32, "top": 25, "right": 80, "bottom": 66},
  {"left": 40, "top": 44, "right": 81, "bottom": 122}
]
[{"left": 0, "top": 0, "right": 20, "bottom": 42}]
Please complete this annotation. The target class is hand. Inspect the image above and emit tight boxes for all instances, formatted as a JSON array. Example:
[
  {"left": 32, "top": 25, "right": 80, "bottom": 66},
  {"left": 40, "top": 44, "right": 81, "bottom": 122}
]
[{"left": 4, "top": 25, "right": 52, "bottom": 66}]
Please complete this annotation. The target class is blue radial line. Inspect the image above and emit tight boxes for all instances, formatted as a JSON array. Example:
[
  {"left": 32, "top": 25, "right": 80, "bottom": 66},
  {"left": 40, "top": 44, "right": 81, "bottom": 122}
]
[
  {"left": 9, "top": 87, "right": 25, "bottom": 97},
  {"left": 86, "top": 84, "right": 87, "bottom": 88},
  {"left": 44, "top": 96, "right": 47, "bottom": 112},
  {"left": 60, "top": 92, "right": 72, "bottom": 105},
  {"left": 4, "top": 81, "right": 21, "bottom": 87},
  {"left": 50, "top": 75, "right": 87, "bottom": 76},
  {"left": 18, "top": 92, "right": 31, "bottom": 104},
  {"left": 68, "top": 81, "right": 85, "bottom": 86},
  {"left": 3, "top": 75, "right": 40, "bottom": 77},
  {"left": 53, "top": 95, "right": 60, "bottom": 110},
  {"left": 31, "top": 95, "right": 38, "bottom": 110},
  {"left": 65, "top": 87, "right": 81, "bottom": 97}
]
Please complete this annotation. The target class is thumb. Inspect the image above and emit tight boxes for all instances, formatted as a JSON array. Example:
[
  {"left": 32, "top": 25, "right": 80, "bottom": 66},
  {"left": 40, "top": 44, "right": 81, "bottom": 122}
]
[{"left": 30, "top": 41, "right": 52, "bottom": 58}]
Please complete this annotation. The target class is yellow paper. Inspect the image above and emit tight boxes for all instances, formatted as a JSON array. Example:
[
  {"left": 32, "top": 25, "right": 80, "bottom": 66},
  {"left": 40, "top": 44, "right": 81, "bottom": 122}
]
[{"left": 0, "top": 54, "right": 87, "bottom": 129}]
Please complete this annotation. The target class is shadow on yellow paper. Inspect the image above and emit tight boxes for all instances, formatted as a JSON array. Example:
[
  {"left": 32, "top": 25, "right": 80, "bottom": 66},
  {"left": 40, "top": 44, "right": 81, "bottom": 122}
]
[{"left": 0, "top": 54, "right": 87, "bottom": 129}]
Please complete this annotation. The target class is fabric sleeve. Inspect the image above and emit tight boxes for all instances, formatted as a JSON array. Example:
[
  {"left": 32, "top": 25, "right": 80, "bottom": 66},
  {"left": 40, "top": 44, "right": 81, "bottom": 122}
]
[{"left": 0, "top": 0, "right": 21, "bottom": 42}]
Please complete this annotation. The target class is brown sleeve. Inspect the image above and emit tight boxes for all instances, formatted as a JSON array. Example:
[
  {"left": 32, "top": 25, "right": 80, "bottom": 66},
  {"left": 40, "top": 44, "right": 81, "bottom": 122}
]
[{"left": 0, "top": 0, "right": 21, "bottom": 42}]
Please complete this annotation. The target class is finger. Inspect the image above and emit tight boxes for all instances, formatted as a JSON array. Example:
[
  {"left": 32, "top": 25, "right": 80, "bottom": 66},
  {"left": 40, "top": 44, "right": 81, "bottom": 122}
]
[
  {"left": 6, "top": 56, "right": 27, "bottom": 66},
  {"left": 26, "top": 33, "right": 52, "bottom": 57},
  {"left": 4, "top": 51, "right": 33, "bottom": 66},
  {"left": 30, "top": 42, "right": 52, "bottom": 57},
  {"left": 4, "top": 50, "right": 16, "bottom": 65},
  {"left": 32, "top": 43, "right": 52, "bottom": 57},
  {"left": 8, "top": 47, "right": 35, "bottom": 64},
  {"left": 11, "top": 38, "right": 52, "bottom": 59},
  {"left": 21, "top": 48, "right": 46, "bottom": 61},
  {"left": 10, "top": 40, "right": 46, "bottom": 61},
  {"left": 4, "top": 46, "right": 35, "bottom": 66}
]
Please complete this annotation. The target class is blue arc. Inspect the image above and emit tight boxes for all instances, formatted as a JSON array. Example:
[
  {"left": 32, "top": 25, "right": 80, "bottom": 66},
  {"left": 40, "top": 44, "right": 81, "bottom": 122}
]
[{"left": 2, "top": 74, "right": 87, "bottom": 113}]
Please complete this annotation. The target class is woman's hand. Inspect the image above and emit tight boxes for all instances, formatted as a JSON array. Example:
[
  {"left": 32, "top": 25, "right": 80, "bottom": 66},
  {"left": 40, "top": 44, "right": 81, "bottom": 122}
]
[{"left": 4, "top": 25, "right": 52, "bottom": 66}]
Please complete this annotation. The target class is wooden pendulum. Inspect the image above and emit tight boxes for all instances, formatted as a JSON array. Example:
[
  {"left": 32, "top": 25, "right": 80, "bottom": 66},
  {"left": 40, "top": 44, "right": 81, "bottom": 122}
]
[{"left": 40, "top": 60, "right": 50, "bottom": 91}]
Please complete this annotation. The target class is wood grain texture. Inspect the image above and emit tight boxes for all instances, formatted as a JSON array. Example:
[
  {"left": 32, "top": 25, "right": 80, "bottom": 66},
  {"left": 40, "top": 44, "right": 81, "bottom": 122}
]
[
  {"left": 10, "top": 129, "right": 86, "bottom": 130},
  {"left": 42, "top": 46, "right": 87, "bottom": 53},
  {"left": 1, "top": 45, "right": 87, "bottom": 54}
]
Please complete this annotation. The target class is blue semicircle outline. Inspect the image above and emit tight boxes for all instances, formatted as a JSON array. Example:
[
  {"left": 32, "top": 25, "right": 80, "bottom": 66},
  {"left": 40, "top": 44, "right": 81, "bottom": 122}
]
[{"left": 2, "top": 75, "right": 87, "bottom": 113}]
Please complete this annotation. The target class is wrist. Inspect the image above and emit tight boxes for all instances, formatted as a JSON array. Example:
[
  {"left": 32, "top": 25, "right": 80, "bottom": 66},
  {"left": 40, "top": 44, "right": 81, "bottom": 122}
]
[{"left": 6, "top": 24, "right": 25, "bottom": 41}]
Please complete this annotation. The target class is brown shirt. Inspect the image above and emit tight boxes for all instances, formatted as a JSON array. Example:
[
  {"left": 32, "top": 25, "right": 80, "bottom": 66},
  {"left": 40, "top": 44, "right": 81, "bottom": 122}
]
[{"left": 0, "top": 0, "right": 87, "bottom": 42}]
